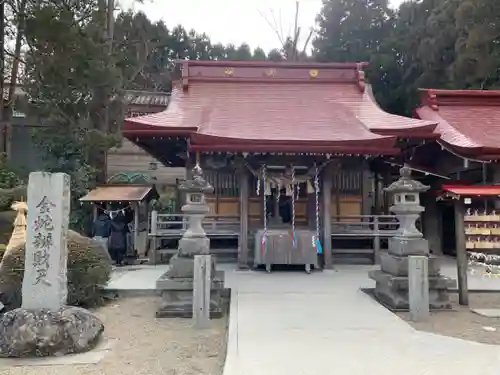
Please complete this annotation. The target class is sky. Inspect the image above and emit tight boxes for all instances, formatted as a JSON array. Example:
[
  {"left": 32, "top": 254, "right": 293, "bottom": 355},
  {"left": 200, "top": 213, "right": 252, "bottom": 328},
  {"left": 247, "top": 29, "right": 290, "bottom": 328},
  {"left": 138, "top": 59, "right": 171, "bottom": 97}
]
[{"left": 118, "top": 0, "right": 406, "bottom": 53}]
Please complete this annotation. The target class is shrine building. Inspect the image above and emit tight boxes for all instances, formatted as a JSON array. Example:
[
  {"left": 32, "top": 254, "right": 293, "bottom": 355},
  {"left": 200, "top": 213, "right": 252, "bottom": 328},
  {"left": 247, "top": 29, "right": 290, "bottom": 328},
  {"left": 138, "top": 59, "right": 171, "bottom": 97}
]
[
  {"left": 122, "top": 60, "right": 446, "bottom": 269},
  {"left": 411, "top": 89, "right": 500, "bottom": 257}
]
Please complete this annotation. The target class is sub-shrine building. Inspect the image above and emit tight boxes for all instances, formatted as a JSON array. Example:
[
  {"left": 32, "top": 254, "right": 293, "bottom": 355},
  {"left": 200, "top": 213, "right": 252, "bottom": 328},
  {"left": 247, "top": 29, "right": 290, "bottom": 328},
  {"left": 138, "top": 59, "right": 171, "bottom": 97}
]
[{"left": 123, "top": 60, "right": 444, "bottom": 269}]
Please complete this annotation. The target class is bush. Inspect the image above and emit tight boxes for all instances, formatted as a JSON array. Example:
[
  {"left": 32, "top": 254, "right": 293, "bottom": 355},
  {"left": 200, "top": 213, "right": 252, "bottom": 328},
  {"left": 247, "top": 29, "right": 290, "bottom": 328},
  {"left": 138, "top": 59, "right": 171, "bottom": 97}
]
[
  {"left": 0, "top": 186, "right": 27, "bottom": 211},
  {"left": 0, "top": 230, "right": 112, "bottom": 311}
]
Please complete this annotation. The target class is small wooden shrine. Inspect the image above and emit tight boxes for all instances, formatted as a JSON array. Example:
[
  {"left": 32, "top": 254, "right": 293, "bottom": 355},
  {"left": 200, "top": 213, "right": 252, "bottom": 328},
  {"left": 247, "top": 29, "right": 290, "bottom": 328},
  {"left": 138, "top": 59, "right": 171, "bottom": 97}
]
[
  {"left": 122, "top": 60, "right": 439, "bottom": 269},
  {"left": 79, "top": 184, "right": 159, "bottom": 259}
]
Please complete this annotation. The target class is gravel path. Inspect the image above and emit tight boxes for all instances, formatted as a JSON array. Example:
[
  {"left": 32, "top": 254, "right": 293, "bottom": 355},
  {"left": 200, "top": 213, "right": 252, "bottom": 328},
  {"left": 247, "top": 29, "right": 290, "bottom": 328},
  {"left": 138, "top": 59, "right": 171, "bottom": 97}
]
[
  {"left": 2, "top": 297, "right": 228, "bottom": 375},
  {"left": 397, "top": 293, "right": 500, "bottom": 345}
]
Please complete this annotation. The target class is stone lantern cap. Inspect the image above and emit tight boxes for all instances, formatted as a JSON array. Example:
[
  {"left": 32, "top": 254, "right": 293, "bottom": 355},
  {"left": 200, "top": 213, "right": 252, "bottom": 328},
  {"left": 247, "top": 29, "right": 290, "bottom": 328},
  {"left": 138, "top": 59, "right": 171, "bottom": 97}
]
[
  {"left": 178, "top": 164, "right": 214, "bottom": 194},
  {"left": 384, "top": 164, "right": 429, "bottom": 194}
]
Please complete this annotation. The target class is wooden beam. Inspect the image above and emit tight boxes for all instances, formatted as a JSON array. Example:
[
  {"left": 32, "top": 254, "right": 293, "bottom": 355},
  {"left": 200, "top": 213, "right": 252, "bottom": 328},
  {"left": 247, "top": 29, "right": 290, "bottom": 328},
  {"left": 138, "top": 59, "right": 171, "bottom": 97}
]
[
  {"left": 322, "top": 165, "right": 333, "bottom": 269},
  {"left": 238, "top": 168, "right": 250, "bottom": 269},
  {"left": 454, "top": 198, "right": 469, "bottom": 305},
  {"left": 374, "top": 171, "right": 380, "bottom": 214},
  {"left": 133, "top": 202, "right": 140, "bottom": 256}
]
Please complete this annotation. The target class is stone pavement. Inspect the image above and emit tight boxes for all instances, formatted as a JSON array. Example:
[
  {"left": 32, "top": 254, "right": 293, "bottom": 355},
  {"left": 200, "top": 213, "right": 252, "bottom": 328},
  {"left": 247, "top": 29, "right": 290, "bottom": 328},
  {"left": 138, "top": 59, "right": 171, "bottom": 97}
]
[
  {"left": 105, "top": 264, "right": 169, "bottom": 296},
  {"left": 222, "top": 264, "right": 500, "bottom": 375}
]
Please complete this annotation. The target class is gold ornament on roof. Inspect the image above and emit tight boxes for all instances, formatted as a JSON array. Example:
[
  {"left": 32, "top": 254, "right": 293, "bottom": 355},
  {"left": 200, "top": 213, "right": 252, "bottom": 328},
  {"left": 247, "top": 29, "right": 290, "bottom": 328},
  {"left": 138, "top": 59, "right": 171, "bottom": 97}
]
[
  {"left": 224, "top": 67, "right": 234, "bottom": 76},
  {"left": 265, "top": 68, "right": 277, "bottom": 77},
  {"left": 309, "top": 69, "right": 319, "bottom": 78}
]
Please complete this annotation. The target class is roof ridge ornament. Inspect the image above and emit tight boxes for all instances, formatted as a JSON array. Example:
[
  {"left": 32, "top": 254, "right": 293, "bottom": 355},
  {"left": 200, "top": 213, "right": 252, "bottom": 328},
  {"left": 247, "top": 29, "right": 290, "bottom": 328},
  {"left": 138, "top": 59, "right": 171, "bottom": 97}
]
[
  {"left": 356, "top": 63, "right": 365, "bottom": 93},
  {"left": 428, "top": 90, "right": 439, "bottom": 111},
  {"left": 224, "top": 67, "right": 235, "bottom": 77},
  {"left": 181, "top": 61, "right": 189, "bottom": 92}
]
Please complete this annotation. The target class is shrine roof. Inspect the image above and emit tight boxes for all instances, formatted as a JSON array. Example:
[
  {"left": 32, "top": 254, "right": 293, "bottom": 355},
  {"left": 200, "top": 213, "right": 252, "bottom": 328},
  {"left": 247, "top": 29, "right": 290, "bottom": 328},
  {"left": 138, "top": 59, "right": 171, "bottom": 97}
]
[
  {"left": 123, "top": 61, "right": 437, "bottom": 154},
  {"left": 79, "top": 185, "right": 159, "bottom": 203},
  {"left": 415, "top": 89, "right": 500, "bottom": 160},
  {"left": 442, "top": 185, "right": 500, "bottom": 197}
]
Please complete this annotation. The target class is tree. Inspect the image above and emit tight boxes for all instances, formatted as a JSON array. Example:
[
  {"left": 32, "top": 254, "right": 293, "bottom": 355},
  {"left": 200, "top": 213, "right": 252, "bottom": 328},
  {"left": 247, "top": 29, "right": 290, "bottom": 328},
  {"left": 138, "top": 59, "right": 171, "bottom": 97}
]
[
  {"left": 253, "top": 47, "right": 267, "bottom": 60},
  {"left": 313, "top": 0, "right": 461, "bottom": 115},
  {"left": 114, "top": 11, "right": 173, "bottom": 91},
  {"left": 22, "top": 0, "right": 121, "bottom": 231},
  {"left": 369, "top": 0, "right": 459, "bottom": 115},
  {"left": 258, "top": 1, "right": 313, "bottom": 61},
  {"left": 313, "top": 0, "right": 393, "bottom": 63},
  {"left": 234, "top": 43, "right": 253, "bottom": 60},
  {"left": 267, "top": 48, "right": 284, "bottom": 62},
  {"left": 452, "top": 0, "right": 500, "bottom": 89}
]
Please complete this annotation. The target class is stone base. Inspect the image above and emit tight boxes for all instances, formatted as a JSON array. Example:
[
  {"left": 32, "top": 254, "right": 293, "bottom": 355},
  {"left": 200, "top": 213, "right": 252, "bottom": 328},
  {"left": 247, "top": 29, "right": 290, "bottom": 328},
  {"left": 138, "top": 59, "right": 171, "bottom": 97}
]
[
  {"left": 388, "top": 237, "right": 429, "bottom": 257},
  {"left": 156, "top": 270, "right": 225, "bottom": 318},
  {"left": 0, "top": 306, "right": 104, "bottom": 357},
  {"left": 178, "top": 237, "right": 210, "bottom": 258},
  {"left": 380, "top": 252, "right": 441, "bottom": 277},
  {"left": 165, "top": 252, "right": 215, "bottom": 279},
  {"left": 369, "top": 270, "right": 456, "bottom": 310}
]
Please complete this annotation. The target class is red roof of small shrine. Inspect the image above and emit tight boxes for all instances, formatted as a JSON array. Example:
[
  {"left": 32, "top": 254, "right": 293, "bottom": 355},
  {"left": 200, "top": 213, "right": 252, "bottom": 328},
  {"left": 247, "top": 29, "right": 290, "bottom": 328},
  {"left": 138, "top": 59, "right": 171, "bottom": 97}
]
[
  {"left": 124, "top": 61, "right": 437, "bottom": 154},
  {"left": 442, "top": 185, "right": 500, "bottom": 197},
  {"left": 415, "top": 89, "right": 500, "bottom": 160}
]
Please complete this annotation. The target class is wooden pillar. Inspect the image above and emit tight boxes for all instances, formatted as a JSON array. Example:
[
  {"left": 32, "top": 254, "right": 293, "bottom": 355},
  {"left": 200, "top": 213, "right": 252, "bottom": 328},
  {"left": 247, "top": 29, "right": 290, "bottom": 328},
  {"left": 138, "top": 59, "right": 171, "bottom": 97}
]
[
  {"left": 238, "top": 167, "right": 250, "bottom": 269},
  {"left": 92, "top": 204, "right": 98, "bottom": 223},
  {"left": 361, "top": 167, "right": 371, "bottom": 216},
  {"left": 374, "top": 172, "right": 380, "bottom": 215},
  {"left": 454, "top": 198, "right": 469, "bottom": 305},
  {"left": 383, "top": 168, "right": 391, "bottom": 214},
  {"left": 149, "top": 210, "right": 158, "bottom": 265},
  {"left": 133, "top": 202, "right": 140, "bottom": 255},
  {"left": 322, "top": 166, "right": 333, "bottom": 269}
]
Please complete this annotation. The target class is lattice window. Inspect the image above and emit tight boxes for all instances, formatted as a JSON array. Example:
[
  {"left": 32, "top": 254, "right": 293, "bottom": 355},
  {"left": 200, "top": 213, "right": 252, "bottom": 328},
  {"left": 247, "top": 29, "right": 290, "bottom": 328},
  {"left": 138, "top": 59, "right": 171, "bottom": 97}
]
[
  {"left": 204, "top": 170, "right": 239, "bottom": 197},
  {"left": 128, "top": 111, "right": 148, "bottom": 118},
  {"left": 332, "top": 171, "right": 361, "bottom": 194}
]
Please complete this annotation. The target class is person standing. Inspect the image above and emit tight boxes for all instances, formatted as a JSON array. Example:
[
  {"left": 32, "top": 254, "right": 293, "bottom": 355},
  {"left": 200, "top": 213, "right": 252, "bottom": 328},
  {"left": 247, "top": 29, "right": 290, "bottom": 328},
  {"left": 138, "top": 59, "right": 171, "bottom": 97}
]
[
  {"left": 92, "top": 210, "right": 111, "bottom": 251},
  {"left": 108, "top": 211, "right": 129, "bottom": 266}
]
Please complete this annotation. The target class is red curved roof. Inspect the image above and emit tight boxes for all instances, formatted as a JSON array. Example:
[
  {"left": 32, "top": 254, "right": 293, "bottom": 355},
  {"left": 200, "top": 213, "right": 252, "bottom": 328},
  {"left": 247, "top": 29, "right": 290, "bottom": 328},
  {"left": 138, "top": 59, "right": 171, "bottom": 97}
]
[
  {"left": 124, "top": 61, "right": 437, "bottom": 154},
  {"left": 416, "top": 89, "right": 500, "bottom": 159}
]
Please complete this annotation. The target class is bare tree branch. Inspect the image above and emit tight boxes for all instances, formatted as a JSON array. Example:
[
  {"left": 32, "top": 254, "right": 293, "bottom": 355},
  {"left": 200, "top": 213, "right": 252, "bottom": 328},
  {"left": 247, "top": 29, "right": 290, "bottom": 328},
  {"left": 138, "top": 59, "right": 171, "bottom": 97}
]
[{"left": 257, "top": 7, "right": 285, "bottom": 47}]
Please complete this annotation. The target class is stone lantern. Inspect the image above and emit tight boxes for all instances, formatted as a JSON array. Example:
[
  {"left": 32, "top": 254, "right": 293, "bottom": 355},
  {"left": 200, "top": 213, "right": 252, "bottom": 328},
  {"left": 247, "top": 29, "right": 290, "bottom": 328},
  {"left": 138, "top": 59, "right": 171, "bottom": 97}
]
[
  {"left": 155, "top": 164, "right": 225, "bottom": 318},
  {"left": 369, "top": 164, "right": 455, "bottom": 310}
]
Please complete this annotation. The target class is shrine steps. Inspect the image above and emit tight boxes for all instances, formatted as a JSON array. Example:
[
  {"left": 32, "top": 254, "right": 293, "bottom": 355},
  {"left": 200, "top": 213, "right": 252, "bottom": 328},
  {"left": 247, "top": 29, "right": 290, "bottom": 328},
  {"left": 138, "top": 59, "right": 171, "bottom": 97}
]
[
  {"left": 332, "top": 249, "right": 375, "bottom": 265},
  {"left": 151, "top": 248, "right": 376, "bottom": 266},
  {"left": 155, "top": 247, "right": 238, "bottom": 264}
]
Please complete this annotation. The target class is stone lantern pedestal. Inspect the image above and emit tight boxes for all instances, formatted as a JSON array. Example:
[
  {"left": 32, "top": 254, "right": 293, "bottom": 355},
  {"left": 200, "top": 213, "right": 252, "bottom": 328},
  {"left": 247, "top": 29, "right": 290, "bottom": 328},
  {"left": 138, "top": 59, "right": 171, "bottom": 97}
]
[
  {"left": 156, "top": 164, "right": 225, "bottom": 318},
  {"left": 369, "top": 165, "right": 455, "bottom": 310}
]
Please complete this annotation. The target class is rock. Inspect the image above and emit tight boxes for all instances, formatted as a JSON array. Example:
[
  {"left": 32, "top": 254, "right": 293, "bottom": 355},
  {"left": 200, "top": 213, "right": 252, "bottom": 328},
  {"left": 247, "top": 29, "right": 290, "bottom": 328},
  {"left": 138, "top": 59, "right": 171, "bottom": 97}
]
[{"left": 0, "top": 306, "right": 104, "bottom": 357}]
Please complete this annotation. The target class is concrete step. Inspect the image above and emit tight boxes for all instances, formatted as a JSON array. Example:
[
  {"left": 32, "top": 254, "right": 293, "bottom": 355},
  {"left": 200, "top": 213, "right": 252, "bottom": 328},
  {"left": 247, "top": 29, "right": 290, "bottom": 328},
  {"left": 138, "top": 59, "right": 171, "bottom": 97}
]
[
  {"left": 155, "top": 248, "right": 238, "bottom": 264},
  {"left": 332, "top": 249, "right": 375, "bottom": 265}
]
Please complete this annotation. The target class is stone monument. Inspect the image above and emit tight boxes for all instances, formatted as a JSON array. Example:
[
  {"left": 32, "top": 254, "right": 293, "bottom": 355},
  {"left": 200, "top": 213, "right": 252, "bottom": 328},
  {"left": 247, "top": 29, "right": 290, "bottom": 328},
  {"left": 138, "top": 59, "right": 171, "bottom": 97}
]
[
  {"left": 156, "top": 164, "right": 225, "bottom": 318},
  {"left": 369, "top": 164, "right": 455, "bottom": 310},
  {"left": 0, "top": 172, "right": 104, "bottom": 357}
]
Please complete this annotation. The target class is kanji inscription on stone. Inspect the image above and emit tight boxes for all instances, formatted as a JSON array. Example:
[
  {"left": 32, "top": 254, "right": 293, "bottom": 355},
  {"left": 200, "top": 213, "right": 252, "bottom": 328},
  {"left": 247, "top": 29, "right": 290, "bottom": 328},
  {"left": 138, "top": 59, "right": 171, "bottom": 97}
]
[{"left": 21, "top": 172, "right": 70, "bottom": 310}]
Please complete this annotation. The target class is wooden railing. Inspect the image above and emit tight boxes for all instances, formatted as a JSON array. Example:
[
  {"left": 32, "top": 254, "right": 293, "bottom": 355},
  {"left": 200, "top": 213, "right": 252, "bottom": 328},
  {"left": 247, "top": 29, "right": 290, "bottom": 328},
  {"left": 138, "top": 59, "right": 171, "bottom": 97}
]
[
  {"left": 147, "top": 211, "right": 402, "bottom": 264},
  {"left": 150, "top": 211, "right": 240, "bottom": 238},
  {"left": 150, "top": 212, "right": 399, "bottom": 238},
  {"left": 331, "top": 215, "right": 399, "bottom": 237},
  {"left": 330, "top": 215, "right": 400, "bottom": 262}
]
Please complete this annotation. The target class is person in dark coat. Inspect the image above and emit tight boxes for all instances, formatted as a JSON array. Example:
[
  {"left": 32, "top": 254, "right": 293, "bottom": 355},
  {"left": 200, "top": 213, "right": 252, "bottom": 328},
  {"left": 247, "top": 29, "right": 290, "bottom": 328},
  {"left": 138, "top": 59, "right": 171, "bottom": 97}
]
[
  {"left": 92, "top": 210, "right": 111, "bottom": 244},
  {"left": 108, "top": 211, "right": 129, "bottom": 266}
]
